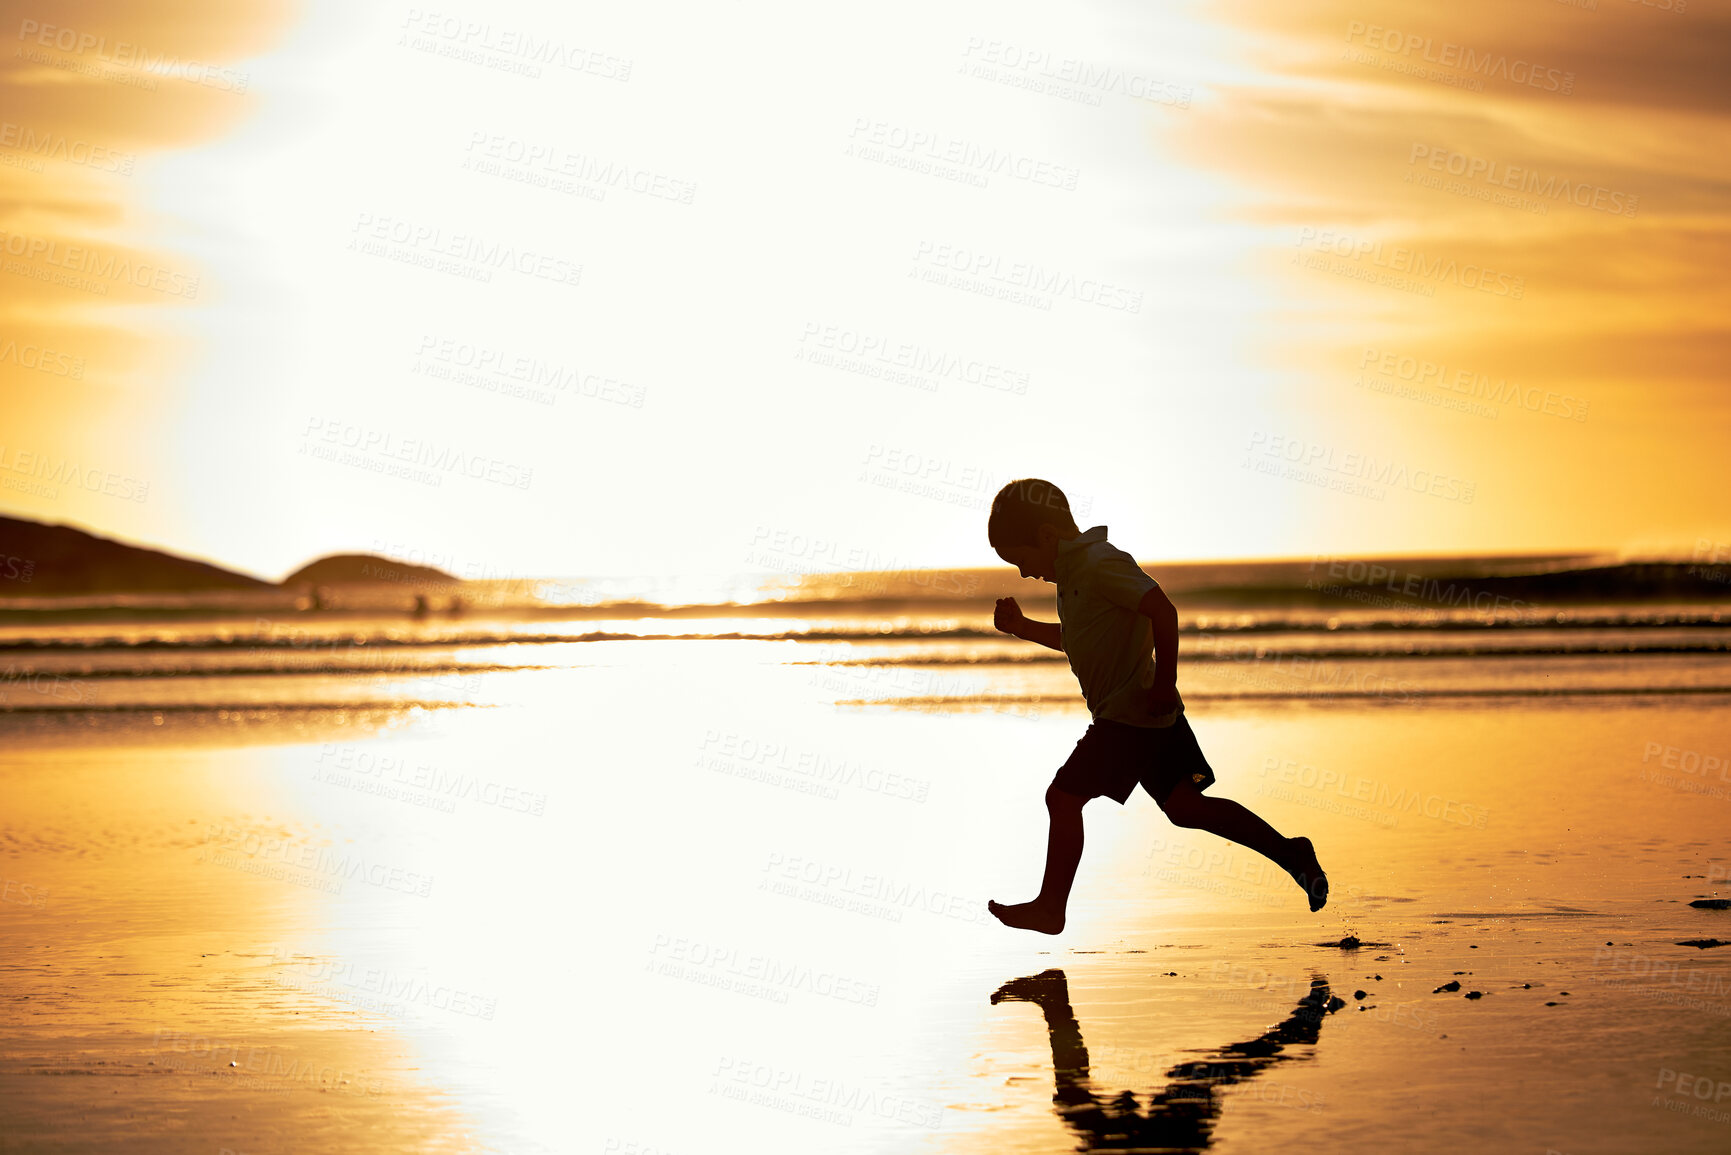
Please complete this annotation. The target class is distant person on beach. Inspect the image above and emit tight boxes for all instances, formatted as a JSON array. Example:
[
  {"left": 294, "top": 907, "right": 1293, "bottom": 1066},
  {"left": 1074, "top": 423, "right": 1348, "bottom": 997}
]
[{"left": 985, "top": 478, "right": 1327, "bottom": 934}]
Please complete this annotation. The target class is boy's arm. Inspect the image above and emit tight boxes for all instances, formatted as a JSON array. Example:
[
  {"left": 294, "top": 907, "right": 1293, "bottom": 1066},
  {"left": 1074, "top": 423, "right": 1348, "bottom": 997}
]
[
  {"left": 995, "top": 598, "right": 1064, "bottom": 652},
  {"left": 1137, "top": 585, "right": 1181, "bottom": 713}
]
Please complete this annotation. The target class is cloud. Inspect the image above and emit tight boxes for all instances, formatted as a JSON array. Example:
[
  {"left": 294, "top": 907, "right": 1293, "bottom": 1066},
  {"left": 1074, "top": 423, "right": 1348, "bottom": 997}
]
[{"left": 0, "top": 0, "right": 293, "bottom": 532}]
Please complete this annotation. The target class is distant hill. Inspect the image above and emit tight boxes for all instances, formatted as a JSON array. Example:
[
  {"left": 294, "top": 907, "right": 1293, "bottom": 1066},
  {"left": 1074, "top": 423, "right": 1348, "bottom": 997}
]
[
  {"left": 0, "top": 516, "right": 463, "bottom": 597},
  {"left": 0, "top": 515, "right": 272, "bottom": 595},
  {"left": 283, "top": 554, "right": 459, "bottom": 587}
]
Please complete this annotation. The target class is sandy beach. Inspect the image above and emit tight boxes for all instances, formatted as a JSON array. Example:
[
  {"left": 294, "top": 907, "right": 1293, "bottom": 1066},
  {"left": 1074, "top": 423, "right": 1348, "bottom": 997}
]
[{"left": 3, "top": 608, "right": 1729, "bottom": 1153}]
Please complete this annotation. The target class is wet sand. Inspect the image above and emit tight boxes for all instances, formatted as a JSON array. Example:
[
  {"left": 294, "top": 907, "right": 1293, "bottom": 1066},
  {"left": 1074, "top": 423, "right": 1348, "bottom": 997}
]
[{"left": 3, "top": 650, "right": 1730, "bottom": 1152}]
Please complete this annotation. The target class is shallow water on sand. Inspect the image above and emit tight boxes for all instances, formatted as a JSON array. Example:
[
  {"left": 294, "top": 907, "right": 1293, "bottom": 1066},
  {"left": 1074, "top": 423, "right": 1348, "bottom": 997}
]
[{"left": 3, "top": 643, "right": 1730, "bottom": 1152}]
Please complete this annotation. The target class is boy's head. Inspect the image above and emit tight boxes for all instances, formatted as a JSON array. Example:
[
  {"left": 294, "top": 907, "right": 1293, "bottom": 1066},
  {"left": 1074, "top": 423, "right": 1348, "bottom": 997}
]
[{"left": 988, "top": 478, "right": 1080, "bottom": 583}]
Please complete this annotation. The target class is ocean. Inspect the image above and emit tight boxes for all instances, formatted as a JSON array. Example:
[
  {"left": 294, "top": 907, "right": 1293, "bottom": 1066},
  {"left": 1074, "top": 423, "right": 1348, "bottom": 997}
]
[
  {"left": 1, "top": 553, "right": 1726, "bottom": 721},
  {"left": 2, "top": 554, "right": 1729, "bottom": 1153}
]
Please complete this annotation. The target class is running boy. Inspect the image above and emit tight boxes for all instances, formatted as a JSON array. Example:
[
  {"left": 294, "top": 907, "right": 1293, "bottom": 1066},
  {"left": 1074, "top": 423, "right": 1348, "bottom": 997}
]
[{"left": 984, "top": 478, "right": 1327, "bottom": 934}]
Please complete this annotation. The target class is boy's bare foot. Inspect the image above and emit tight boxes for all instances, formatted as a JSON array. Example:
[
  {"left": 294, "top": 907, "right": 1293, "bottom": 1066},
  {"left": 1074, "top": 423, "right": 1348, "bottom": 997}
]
[
  {"left": 1283, "top": 837, "right": 1329, "bottom": 912},
  {"left": 988, "top": 899, "right": 1065, "bottom": 935}
]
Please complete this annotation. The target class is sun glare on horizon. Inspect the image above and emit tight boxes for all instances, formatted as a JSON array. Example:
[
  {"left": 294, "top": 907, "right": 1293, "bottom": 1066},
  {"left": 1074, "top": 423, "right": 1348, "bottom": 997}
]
[{"left": 1, "top": 0, "right": 1726, "bottom": 581}]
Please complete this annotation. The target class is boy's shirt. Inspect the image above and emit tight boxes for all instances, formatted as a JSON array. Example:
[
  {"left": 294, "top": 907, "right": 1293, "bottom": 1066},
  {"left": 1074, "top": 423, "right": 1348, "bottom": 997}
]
[{"left": 1054, "top": 526, "right": 1183, "bottom": 728}]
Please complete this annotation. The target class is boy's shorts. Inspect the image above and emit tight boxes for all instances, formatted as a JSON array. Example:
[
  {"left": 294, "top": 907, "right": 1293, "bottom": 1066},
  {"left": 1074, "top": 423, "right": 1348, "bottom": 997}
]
[{"left": 1051, "top": 712, "right": 1217, "bottom": 805}]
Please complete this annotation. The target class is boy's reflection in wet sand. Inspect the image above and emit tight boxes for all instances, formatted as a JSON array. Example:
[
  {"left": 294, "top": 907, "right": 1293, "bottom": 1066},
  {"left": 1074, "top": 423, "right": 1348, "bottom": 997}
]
[{"left": 991, "top": 968, "right": 1344, "bottom": 1151}]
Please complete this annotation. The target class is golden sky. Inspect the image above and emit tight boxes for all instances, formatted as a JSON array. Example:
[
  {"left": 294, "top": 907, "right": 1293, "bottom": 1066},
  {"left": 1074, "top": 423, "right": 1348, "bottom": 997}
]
[{"left": 1, "top": 0, "right": 1725, "bottom": 580}]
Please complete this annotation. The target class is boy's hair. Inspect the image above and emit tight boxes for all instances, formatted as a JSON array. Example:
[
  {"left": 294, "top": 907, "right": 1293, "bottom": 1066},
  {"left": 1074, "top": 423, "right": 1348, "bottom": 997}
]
[{"left": 988, "top": 478, "right": 1080, "bottom": 551}]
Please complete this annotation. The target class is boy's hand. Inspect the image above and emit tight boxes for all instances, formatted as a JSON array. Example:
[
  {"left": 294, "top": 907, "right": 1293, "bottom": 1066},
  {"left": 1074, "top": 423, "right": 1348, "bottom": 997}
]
[
  {"left": 1146, "top": 684, "right": 1181, "bottom": 718},
  {"left": 994, "top": 597, "right": 1027, "bottom": 637}
]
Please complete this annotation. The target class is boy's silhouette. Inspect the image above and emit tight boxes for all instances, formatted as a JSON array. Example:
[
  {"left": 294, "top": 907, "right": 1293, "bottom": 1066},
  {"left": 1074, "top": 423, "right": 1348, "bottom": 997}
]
[
  {"left": 985, "top": 479, "right": 1327, "bottom": 934},
  {"left": 990, "top": 967, "right": 1342, "bottom": 1151}
]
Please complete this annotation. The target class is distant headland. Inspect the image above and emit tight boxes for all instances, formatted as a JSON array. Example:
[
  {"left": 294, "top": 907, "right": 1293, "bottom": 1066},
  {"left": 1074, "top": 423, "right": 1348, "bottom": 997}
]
[{"left": 0, "top": 515, "right": 456, "bottom": 596}]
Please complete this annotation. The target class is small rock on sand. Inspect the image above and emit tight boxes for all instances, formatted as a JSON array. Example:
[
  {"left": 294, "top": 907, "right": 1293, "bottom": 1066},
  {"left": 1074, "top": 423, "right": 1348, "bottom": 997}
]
[
  {"left": 1434, "top": 980, "right": 1461, "bottom": 993},
  {"left": 1688, "top": 899, "right": 1731, "bottom": 910},
  {"left": 1678, "top": 939, "right": 1730, "bottom": 949},
  {"left": 1354, "top": 990, "right": 1367, "bottom": 999},
  {"left": 1464, "top": 991, "right": 1484, "bottom": 999}
]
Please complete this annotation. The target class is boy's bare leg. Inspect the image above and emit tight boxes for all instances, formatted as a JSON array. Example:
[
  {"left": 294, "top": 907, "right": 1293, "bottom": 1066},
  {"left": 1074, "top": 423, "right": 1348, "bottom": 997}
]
[
  {"left": 1159, "top": 784, "right": 1329, "bottom": 911},
  {"left": 989, "top": 785, "right": 1088, "bottom": 934}
]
